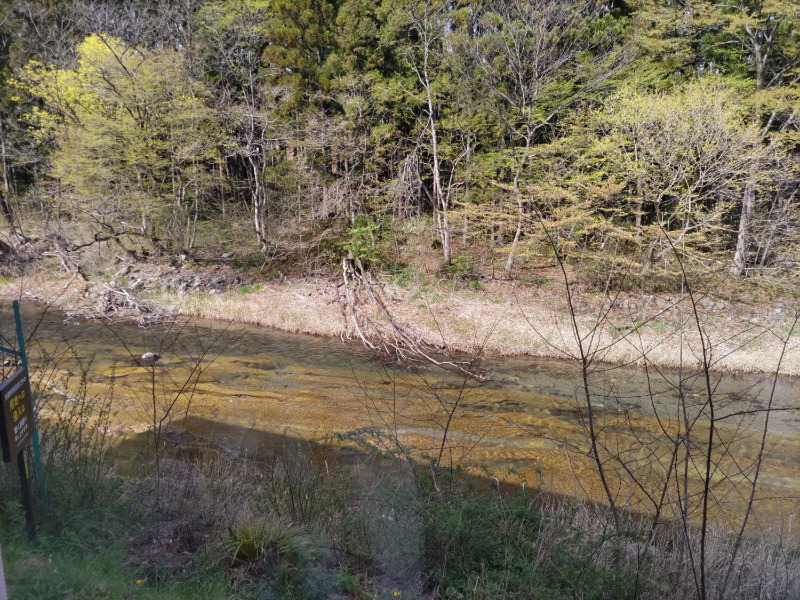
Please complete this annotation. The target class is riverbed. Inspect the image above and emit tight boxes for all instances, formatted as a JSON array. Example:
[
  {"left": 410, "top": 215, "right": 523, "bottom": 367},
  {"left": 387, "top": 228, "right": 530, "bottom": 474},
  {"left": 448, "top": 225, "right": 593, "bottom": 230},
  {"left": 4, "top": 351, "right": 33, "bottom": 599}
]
[{"left": 5, "top": 301, "right": 799, "bottom": 529}]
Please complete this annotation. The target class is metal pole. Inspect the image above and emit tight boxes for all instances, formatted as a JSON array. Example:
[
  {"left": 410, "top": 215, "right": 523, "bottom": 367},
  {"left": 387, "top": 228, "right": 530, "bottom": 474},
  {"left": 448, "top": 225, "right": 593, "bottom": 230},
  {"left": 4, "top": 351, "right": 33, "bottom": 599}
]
[
  {"left": 13, "top": 301, "right": 45, "bottom": 499},
  {"left": 17, "top": 450, "right": 34, "bottom": 541}
]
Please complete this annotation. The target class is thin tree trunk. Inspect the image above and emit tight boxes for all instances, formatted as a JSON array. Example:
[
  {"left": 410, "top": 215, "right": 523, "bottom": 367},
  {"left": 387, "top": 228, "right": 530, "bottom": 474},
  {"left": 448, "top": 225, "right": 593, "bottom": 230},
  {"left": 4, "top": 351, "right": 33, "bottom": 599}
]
[
  {"left": 505, "top": 135, "right": 533, "bottom": 274},
  {"left": 0, "top": 113, "right": 20, "bottom": 239},
  {"left": 247, "top": 155, "right": 267, "bottom": 250},
  {"left": 428, "top": 99, "right": 450, "bottom": 265},
  {"left": 731, "top": 176, "right": 756, "bottom": 276},
  {"left": 421, "top": 35, "right": 450, "bottom": 266},
  {"left": 505, "top": 181, "right": 524, "bottom": 274}
]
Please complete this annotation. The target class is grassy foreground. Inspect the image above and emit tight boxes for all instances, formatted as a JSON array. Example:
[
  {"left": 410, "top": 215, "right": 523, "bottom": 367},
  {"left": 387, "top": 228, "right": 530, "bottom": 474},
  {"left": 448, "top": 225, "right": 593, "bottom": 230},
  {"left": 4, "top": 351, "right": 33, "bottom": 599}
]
[
  {"left": 0, "top": 373, "right": 798, "bottom": 600},
  {"left": 1, "top": 434, "right": 640, "bottom": 600}
]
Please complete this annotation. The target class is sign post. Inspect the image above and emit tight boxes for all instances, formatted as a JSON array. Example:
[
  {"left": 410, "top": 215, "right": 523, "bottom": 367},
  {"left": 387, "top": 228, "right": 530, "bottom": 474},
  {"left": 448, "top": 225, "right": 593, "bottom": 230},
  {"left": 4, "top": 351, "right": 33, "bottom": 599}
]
[
  {"left": 0, "top": 301, "right": 46, "bottom": 540},
  {"left": 12, "top": 301, "right": 45, "bottom": 498},
  {"left": 0, "top": 366, "right": 36, "bottom": 539},
  {"left": 0, "top": 301, "right": 45, "bottom": 499}
]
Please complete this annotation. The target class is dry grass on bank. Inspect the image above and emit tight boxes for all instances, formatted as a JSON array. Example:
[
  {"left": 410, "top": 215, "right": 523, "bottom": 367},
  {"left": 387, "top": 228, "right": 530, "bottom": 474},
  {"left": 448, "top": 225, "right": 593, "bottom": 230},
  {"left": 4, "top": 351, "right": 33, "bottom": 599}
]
[
  {"left": 152, "top": 278, "right": 800, "bottom": 377},
  {"left": 0, "top": 263, "right": 798, "bottom": 376}
]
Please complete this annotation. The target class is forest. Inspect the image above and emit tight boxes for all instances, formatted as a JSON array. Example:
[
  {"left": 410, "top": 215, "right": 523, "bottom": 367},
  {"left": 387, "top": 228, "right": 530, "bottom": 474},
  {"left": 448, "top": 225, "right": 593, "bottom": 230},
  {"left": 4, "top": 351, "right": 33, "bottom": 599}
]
[
  {"left": 1, "top": 2, "right": 800, "bottom": 599},
  {"left": 0, "top": 0, "right": 798, "bottom": 287}
]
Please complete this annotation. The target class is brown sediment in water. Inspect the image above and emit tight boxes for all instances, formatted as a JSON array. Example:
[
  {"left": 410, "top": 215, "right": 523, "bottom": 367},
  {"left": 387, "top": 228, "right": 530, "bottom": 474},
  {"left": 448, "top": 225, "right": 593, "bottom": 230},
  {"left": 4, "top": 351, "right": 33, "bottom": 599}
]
[
  {"left": 22, "top": 304, "right": 799, "bottom": 532},
  {"left": 3, "top": 271, "right": 800, "bottom": 530}
]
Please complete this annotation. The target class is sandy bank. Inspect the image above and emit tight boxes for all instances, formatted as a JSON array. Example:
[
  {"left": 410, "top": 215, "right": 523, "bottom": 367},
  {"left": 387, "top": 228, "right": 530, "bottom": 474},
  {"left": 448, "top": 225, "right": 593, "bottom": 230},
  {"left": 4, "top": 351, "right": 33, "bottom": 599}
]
[{"left": 2, "top": 267, "right": 798, "bottom": 377}]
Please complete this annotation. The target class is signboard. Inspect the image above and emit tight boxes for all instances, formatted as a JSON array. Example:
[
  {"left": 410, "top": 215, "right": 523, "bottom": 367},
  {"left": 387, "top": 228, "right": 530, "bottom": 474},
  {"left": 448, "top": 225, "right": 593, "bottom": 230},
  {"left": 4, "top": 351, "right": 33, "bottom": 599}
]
[{"left": 0, "top": 368, "right": 34, "bottom": 462}]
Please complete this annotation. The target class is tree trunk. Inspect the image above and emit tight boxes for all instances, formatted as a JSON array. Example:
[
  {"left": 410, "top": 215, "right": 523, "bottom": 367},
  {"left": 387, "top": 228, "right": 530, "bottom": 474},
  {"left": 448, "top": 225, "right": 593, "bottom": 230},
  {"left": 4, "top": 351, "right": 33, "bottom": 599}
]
[
  {"left": 428, "top": 98, "right": 451, "bottom": 266},
  {"left": 731, "top": 184, "right": 754, "bottom": 276},
  {"left": 247, "top": 155, "right": 267, "bottom": 250},
  {"left": 504, "top": 191, "right": 524, "bottom": 274},
  {"left": 0, "top": 113, "right": 21, "bottom": 239},
  {"left": 419, "top": 27, "right": 450, "bottom": 267},
  {"left": 731, "top": 162, "right": 757, "bottom": 276},
  {"left": 505, "top": 136, "right": 532, "bottom": 274}
]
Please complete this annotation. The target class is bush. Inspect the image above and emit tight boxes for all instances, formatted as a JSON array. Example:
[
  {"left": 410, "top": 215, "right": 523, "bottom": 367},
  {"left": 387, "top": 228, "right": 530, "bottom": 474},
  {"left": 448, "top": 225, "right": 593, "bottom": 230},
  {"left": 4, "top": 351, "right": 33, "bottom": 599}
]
[{"left": 418, "top": 467, "right": 636, "bottom": 600}]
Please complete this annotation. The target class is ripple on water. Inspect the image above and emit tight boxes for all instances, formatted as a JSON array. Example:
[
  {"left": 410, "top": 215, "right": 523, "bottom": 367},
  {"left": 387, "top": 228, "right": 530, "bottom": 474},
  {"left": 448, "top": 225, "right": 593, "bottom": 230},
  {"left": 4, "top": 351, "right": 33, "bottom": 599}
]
[{"left": 9, "top": 302, "right": 800, "bottom": 528}]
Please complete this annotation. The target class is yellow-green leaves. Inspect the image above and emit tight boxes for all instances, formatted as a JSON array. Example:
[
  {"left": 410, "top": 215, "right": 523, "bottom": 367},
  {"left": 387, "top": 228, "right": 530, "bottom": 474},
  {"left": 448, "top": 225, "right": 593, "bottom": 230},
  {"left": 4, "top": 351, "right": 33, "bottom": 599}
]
[
  {"left": 593, "top": 78, "right": 781, "bottom": 260},
  {"left": 13, "top": 33, "right": 221, "bottom": 244}
]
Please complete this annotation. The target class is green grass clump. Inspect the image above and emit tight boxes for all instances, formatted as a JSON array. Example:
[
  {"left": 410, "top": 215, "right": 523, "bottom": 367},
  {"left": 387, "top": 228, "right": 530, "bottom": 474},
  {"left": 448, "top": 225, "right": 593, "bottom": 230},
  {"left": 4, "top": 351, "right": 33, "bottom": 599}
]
[{"left": 417, "top": 468, "right": 636, "bottom": 600}]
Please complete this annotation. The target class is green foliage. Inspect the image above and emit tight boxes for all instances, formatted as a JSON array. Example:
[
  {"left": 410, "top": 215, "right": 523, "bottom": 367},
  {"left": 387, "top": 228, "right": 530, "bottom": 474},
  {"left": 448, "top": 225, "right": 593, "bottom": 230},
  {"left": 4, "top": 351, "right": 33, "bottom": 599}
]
[
  {"left": 343, "top": 217, "right": 385, "bottom": 266},
  {"left": 13, "top": 34, "right": 223, "bottom": 250},
  {"left": 441, "top": 251, "right": 480, "bottom": 283},
  {"left": 418, "top": 467, "right": 637, "bottom": 600},
  {"left": 634, "top": 0, "right": 800, "bottom": 88},
  {"left": 1, "top": 0, "right": 799, "bottom": 280},
  {"left": 2, "top": 539, "right": 231, "bottom": 600},
  {"left": 262, "top": 0, "right": 339, "bottom": 103},
  {"left": 225, "top": 517, "right": 332, "bottom": 599},
  {"left": 329, "top": 0, "right": 390, "bottom": 75}
]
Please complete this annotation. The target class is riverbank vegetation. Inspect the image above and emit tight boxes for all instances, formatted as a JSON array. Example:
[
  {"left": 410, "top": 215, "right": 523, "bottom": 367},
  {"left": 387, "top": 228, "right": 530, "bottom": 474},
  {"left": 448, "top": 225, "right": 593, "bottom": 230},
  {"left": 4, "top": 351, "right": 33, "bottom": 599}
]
[
  {"left": 0, "top": 0, "right": 799, "bottom": 376},
  {"left": 0, "top": 301, "right": 795, "bottom": 599},
  {"left": 0, "top": 1, "right": 798, "bottom": 310},
  {"left": 1, "top": 1, "right": 800, "bottom": 598}
]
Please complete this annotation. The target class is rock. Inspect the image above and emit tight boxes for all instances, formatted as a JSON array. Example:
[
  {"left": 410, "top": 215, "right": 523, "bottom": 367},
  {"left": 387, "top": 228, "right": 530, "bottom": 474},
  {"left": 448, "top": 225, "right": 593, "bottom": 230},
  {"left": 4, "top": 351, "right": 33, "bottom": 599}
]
[
  {"left": 654, "top": 297, "right": 671, "bottom": 310},
  {"left": 222, "top": 252, "right": 234, "bottom": 260},
  {"left": 140, "top": 352, "right": 160, "bottom": 366},
  {"left": 699, "top": 297, "right": 715, "bottom": 309}
]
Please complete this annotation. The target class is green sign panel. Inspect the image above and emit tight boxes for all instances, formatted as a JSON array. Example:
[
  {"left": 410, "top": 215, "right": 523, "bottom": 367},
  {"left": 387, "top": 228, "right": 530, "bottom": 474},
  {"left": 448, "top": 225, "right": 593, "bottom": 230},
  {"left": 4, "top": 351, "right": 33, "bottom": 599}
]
[{"left": 0, "top": 368, "right": 34, "bottom": 462}]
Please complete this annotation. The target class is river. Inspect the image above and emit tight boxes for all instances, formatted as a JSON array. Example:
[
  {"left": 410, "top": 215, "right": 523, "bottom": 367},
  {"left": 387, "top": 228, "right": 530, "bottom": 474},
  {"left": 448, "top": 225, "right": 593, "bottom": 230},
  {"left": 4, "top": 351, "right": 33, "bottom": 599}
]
[{"left": 5, "top": 301, "right": 800, "bottom": 528}]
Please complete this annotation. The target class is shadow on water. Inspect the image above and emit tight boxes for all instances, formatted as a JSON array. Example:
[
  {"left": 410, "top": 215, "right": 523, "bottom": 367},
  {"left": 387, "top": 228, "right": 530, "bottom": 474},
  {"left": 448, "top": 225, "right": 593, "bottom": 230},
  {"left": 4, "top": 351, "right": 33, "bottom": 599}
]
[
  {"left": 112, "top": 414, "right": 576, "bottom": 512},
  {"left": 5, "top": 300, "right": 800, "bottom": 529}
]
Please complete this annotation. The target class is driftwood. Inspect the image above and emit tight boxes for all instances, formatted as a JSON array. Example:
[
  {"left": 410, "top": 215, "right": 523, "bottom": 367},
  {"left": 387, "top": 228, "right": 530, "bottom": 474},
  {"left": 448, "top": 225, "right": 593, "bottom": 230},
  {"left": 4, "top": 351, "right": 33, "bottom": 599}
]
[
  {"left": 338, "top": 256, "right": 487, "bottom": 381},
  {"left": 65, "top": 283, "right": 171, "bottom": 326}
]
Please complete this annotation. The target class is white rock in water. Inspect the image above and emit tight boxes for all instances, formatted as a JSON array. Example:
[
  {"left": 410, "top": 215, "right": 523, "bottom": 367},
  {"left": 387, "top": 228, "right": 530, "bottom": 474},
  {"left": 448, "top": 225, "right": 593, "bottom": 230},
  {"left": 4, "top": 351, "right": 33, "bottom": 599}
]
[{"left": 140, "top": 352, "right": 160, "bottom": 366}]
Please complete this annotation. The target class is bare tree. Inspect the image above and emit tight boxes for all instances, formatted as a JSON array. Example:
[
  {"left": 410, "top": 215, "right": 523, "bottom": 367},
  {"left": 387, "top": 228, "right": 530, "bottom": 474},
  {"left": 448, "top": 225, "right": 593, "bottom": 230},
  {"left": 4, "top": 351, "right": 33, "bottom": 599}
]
[{"left": 106, "top": 319, "right": 230, "bottom": 504}]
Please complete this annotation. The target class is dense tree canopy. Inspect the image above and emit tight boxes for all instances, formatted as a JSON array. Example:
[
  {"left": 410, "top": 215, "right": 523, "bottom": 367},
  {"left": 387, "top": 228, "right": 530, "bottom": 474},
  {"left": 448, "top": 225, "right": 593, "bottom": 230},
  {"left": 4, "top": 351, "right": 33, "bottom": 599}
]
[{"left": 1, "top": 0, "right": 798, "bottom": 279}]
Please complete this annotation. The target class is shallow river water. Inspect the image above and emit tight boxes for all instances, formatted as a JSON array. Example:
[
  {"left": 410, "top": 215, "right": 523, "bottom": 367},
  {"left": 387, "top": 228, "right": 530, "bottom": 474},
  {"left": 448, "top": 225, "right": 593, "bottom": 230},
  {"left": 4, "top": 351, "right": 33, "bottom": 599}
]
[{"left": 6, "top": 301, "right": 800, "bottom": 528}]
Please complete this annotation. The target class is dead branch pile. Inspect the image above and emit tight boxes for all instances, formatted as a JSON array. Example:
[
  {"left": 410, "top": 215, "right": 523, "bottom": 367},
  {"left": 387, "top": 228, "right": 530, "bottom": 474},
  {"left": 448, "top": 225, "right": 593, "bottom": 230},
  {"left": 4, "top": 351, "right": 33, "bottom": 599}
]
[{"left": 65, "top": 283, "right": 172, "bottom": 326}]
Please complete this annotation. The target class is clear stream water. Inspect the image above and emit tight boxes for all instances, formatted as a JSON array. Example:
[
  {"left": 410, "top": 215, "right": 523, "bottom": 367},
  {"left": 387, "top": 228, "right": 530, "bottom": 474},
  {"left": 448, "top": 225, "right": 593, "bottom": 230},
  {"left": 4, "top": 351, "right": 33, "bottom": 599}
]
[{"left": 6, "top": 301, "right": 800, "bottom": 527}]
